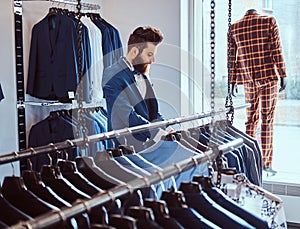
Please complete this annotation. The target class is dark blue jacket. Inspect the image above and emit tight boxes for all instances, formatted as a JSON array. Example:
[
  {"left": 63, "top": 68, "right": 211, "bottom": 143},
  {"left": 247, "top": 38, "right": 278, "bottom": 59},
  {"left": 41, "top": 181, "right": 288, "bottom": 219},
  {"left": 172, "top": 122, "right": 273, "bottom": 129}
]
[{"left": 102, "top": 58, "right": 164, "bottom": 150}]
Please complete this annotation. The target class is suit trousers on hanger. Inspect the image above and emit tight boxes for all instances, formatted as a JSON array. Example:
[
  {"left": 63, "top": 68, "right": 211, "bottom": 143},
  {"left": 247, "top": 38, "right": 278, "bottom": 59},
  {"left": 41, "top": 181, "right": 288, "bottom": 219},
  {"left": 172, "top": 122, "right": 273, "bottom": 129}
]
[{"left": 244, "top": 80, "right": 278, "bottom": 168}]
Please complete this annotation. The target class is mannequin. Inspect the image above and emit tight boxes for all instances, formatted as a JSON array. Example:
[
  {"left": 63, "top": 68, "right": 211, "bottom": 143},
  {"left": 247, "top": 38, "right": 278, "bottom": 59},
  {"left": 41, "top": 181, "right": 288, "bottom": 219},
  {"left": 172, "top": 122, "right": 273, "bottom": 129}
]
[{"left": 228, "top": 0, "right": 287, "bottom": 174}]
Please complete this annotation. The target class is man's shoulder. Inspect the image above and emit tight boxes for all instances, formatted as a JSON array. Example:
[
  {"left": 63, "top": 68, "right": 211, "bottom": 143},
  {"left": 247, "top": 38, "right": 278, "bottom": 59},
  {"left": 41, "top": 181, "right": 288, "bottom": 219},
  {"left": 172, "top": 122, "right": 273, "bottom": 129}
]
[
  {"left": 104, "top": 58, "right": 124, "bottom": 72},
  {"left": 102, "top": 60, "right": 129, "bottom": 85}
]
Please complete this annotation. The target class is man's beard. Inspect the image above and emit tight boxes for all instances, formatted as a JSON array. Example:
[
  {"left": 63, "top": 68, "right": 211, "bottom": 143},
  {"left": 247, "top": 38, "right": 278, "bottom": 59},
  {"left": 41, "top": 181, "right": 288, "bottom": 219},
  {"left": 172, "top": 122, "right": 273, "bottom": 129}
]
[
  {"left": 133, "top": 64, "right": 148, "bottom": 74},
  {"left": 132, "top": 55, "right": 148, "bottom": 74}
]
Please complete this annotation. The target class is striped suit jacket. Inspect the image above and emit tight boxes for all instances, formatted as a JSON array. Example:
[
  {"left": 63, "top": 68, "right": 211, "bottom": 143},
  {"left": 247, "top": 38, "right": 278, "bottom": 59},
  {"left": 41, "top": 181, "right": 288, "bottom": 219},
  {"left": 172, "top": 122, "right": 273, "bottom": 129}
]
[{"left": 228, "top": 10, "right": 287, "bottom": 84}]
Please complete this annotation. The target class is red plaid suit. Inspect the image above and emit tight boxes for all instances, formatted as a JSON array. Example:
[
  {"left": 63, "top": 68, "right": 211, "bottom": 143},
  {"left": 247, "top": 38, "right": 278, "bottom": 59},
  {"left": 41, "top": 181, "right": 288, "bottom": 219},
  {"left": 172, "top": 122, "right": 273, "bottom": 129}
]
[{"left": 228, "top": 10, "right": 287, "bottom": 169}]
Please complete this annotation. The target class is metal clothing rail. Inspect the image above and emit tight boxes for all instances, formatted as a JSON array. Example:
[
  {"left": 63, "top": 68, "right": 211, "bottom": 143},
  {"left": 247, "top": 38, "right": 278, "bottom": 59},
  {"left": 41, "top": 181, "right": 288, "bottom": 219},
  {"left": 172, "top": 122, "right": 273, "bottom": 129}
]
[
  {"left": 16, "top": 99, "right": 106, "bottom": 108},
  {"left": 8, "top": 138, "right": 244, "bottom": 229},
  {"left": 13, "top": 0, "right": 101, "bottom": 170},
  {"left": 0, "top": 103, "right": 250, "bottom": 165},
  {"left": 48, "top": 0, "right": 101, "bottom": 10}
]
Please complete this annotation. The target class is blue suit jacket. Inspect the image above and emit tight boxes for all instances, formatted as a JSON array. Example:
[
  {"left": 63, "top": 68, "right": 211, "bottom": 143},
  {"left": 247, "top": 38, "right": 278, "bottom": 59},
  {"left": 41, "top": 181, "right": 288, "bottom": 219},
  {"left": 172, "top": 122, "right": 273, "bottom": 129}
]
[{"left": 102, "top": 57, "right": 164, "bottom": 149}]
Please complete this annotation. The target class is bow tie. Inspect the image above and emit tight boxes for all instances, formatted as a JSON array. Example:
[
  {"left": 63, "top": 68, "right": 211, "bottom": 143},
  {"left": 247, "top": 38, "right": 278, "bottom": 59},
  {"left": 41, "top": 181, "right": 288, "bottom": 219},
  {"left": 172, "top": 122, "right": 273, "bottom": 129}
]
[{"left": 133, "top": 69, "right": 141, "bottom": 75}]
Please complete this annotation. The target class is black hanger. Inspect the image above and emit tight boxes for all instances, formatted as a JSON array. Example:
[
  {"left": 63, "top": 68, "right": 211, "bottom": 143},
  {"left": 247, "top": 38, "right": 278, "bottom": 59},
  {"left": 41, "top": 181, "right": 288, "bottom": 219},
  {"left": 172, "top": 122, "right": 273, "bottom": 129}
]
[
  {"left": 176, "top": 129, "right": 209, "bottom": 152},
  {"left": 106, "top": 148, "right": 123, "bottom": 157},
  {"left": 160, "top": 190, "right": 187, "bottom": 208},
  {"left": 192, "top": 176, "right": 215, "bottom": 189},
  {"left": 188, "top": 122, "right": 210, "bottom": 135},
  {"left": 109, "top": 214, "right": 137, "bottom": 229},
  {"left": 0, "top": 189, "right": 32, "bottom": 226},
  {"left": 221, "top": 168, "right": 238, "bottom": 175},
  {"left": 22, "top": 169, "right": 69, "bottom": 208},
  {"left": 161, "top": 132, "right": 181, "bottom": 142},
  {"left": 57, "top": 159, "right": 103, "bottom": 196},
  {"left": 48, "top": 7, "right": 58, "bottom": 17},
  {"left": 118, "top": 145, "right": 135, "bottom": 155},
  {"left": 178, "top": 181, "right": 201, "bottom": 194},
  {"left": 143, "top": 199, "right": 185, "bottom": 229},
  {"left": 57, "top": 160, "right": 118, "bottom": 214},
  {"left": 41, "top": 164, "right": 107, "bottom": 225},
  {"left": 127, "top": 206, "right": 154, "bottom": 221},
  {"left": 40, "top": 164, "right": 90, "bottom": 204},
  {"left": 0, "top": 221, "right": 8, "bottom": 228},
  {"left": 75, "top": 157, "right": 117, "bottom": 190},
  {"left": 90, "top": 224, "right": 117, "bottom": 229},
  {"left": 1, "top": 176, "right": 59, "bottom": 218},
  {"left": 179, "top": 179, "right": 255, "bottom": 228},
  {"left": 193, "top": 177, "right": 269, "bottom": 228},
  {"left": 127, "top": 206, "right": 163, "bottom": 229},
  {"left": 22, "top": 169, "right": 85, "bottom": 229},
  {"left": 48, "top": 110, "right": 61, "bottom": 120},
  {"left": 143, "top": 199, "right": 169, "bottom": 218},
  {"left": 160, "top": 190, "right": 218, "bottom": 228},
  {"left": 88, "top": 13, "right": 102, "bottom": 21}
]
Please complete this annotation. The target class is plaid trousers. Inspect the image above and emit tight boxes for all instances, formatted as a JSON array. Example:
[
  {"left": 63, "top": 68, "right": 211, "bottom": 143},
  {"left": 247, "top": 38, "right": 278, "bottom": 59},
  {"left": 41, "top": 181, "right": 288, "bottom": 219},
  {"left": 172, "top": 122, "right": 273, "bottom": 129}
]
[{"left": 244, "top": 80, "right": 278, "bottom": 168}]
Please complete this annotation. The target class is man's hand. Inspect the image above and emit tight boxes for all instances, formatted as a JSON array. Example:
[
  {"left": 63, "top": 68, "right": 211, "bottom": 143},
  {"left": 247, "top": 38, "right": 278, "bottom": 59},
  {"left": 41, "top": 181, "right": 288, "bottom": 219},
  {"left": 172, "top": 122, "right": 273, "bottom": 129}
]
[
  {"left": 279, "top": 78, "right": 286, "bottom": 92},
  {"left": 231, "top": 83, "right": 238, "bottom": 97}
]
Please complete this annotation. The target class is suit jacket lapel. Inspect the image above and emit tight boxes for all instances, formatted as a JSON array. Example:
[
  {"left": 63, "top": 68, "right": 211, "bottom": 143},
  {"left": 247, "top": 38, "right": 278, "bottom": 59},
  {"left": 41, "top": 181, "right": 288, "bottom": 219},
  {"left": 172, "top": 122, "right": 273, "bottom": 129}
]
[
  {"left": 119, "top": 59, "right": 145, "bottom": 102},
  {"left": 142, "top": 75, "right": 159, "bottom": 121},
  {"left": 117, "top": 59, "right": 150, "bottom": 119}
]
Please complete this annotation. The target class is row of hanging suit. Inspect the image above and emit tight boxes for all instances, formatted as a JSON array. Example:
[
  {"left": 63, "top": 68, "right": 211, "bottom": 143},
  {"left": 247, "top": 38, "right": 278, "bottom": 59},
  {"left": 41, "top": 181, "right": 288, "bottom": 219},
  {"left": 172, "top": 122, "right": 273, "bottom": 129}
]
[
  {"left": 0, "top": 119, "right": 287, "bottom": 228},
  {"left": 26, "top": 7, "right": 123, "bottom": 103},
  {"left": 27, "top": 106, "right": 108, "bottom": 172}
]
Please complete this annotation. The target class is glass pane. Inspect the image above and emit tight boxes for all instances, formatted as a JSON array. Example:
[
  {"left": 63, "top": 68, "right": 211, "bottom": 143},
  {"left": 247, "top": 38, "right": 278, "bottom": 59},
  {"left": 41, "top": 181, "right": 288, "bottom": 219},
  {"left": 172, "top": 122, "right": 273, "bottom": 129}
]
[{"left": 196, "top": 0, "right": 300, "bottom": 184}]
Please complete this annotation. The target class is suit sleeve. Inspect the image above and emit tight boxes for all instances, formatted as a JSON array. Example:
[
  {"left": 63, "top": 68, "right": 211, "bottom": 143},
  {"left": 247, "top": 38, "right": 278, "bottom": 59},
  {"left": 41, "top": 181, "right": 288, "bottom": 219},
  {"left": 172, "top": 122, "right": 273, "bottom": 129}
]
[
  {"left": 26, "top": 26, "right": 38, "bottom": 95},
  {"left": 269, "top": 16, "right": 287, "bottom": 78}
]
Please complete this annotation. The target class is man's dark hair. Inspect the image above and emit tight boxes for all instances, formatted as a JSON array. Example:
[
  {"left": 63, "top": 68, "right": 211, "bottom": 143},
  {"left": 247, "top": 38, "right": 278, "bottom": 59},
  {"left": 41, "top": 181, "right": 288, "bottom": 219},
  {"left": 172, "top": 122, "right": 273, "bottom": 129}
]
[{"left": 127, "top": 26, "right": 164, "bottom": 52}]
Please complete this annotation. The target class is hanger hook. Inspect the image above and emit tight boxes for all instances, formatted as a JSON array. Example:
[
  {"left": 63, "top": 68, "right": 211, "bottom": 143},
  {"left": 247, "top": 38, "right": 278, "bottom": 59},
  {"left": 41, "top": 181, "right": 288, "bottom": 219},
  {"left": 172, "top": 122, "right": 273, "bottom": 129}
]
[
  {"left": 48, "top": 154, "right": 53, "bottom": 166},
  {"left": 65, "top": 150, "right": 69, "bottom": 161},
  {"left": 11, "top": 151, "right": 19, "bottom": 176},
  {"left": 124, "top": 135, "right": 128, "bottom": 146},
  {"left": 111, "top": 139, "right": 115, "bottom": 149},
  {"left": 27, "top": 158, "right": 33, "bottom": 171},
  {"left": 11, "top": 162, "right": 15, "bottom": 176}
]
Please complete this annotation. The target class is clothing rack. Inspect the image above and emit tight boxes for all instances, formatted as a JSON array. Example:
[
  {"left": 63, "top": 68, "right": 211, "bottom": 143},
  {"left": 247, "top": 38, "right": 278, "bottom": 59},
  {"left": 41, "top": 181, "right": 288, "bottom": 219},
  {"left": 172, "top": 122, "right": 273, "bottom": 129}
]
[
  {"left": 2, "top": 104, "right": 248, "bottom": 228},
  {"left": 8, "top": 138, "right": 243, "bottom": 229},
  {"left": 0, "top": 103, "right": 249, "bottom": 165},
  {"left": 17, "top": 99, "right": 105, "bottom": 108},
  {"left": 13, "top": 0, "right": 103, "bottom": 171},
  {"left": 49, "top": 0, "right": 101, "bottom": 10}
]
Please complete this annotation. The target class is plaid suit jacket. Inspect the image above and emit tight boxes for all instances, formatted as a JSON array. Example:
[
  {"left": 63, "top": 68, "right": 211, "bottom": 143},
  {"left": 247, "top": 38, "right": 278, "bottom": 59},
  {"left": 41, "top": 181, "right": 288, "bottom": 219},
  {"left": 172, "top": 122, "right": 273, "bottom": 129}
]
[{"left": 228, "top": 10, "right": 287, "bottom": 84}]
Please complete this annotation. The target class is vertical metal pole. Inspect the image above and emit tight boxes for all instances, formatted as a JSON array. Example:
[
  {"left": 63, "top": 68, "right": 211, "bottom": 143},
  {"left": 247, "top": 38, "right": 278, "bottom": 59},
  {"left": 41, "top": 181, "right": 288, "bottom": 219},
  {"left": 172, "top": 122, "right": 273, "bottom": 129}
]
[{"left": 14, "top": 0, "right": 27, "bottom": 171}]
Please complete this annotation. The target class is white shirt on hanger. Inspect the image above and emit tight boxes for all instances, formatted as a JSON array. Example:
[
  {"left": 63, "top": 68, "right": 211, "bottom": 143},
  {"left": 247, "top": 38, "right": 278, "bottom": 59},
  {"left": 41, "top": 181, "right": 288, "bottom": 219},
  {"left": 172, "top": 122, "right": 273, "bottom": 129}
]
[{"left": 81, "top": 16, "right": 104, "bottom": 103}]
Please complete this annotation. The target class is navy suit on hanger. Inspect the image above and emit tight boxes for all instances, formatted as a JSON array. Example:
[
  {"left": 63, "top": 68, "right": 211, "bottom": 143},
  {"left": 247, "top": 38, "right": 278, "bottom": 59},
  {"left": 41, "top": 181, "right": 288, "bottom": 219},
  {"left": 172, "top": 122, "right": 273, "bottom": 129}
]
[
  {"left": 28, "top": 114, "right": 79, "bottom": 172},
  {"left": 27, "top": 12, "right": 91, "bottom": 103}
]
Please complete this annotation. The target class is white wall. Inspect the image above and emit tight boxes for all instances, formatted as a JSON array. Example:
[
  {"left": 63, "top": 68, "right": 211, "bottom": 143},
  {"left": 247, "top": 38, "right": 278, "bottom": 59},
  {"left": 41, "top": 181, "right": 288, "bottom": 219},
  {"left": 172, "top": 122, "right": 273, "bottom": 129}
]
[
  {"left": 99, "top": 0, "right": 182, "bottom": 119},
  {"left": 0, "top": 1, "right": 20, "bottom": 183}
]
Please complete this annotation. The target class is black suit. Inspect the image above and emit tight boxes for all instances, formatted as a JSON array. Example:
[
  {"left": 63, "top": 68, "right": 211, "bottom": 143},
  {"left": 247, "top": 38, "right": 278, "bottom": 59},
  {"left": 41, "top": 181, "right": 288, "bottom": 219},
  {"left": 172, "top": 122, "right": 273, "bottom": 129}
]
[
  {"left": 27, "top": 13, "right": 80, "bottom": 102},
  {"left": 28, "top": 114, "right": 79, "bottom": 172}
]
